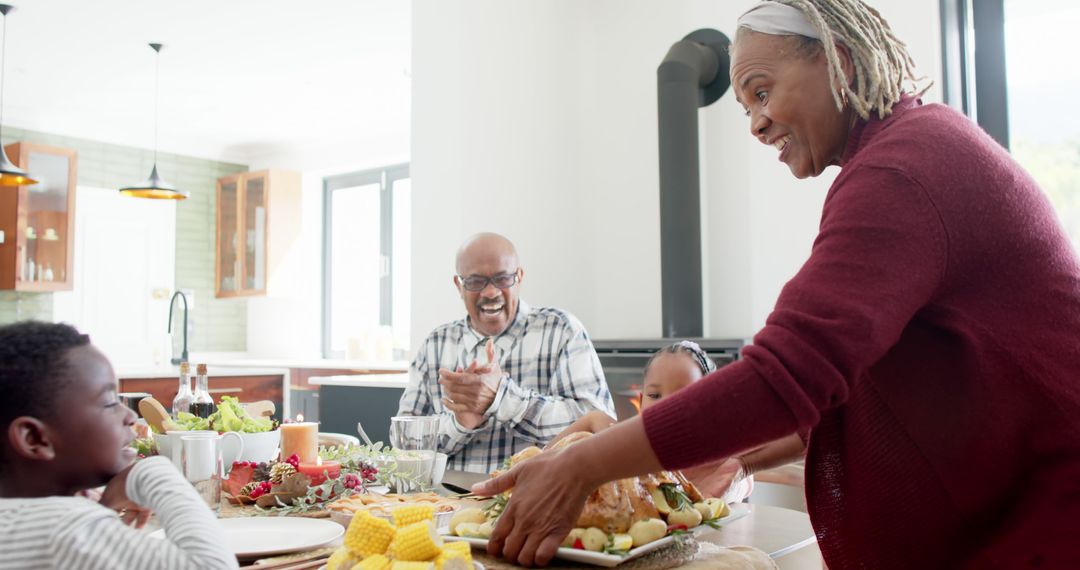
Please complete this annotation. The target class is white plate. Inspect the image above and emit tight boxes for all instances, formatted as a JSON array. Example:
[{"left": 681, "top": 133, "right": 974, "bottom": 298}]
[
  {"left": 151, "top": 517, "right": 343, "bottom": 559},
  {"left": 444, "top": 503, "right": 750, "bottom": 568}
]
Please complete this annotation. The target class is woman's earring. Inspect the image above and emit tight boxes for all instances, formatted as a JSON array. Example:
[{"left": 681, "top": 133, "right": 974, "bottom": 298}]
[{"left": 840, "top": 88, "right": 849, "bottom": 108}]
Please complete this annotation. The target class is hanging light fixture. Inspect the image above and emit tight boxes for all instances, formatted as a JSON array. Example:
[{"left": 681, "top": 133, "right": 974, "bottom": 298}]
[
  {"left": 120, "top": 43, "right": 187, "bottom": 200},
  {"left": 0, "top": 4, "right": 35, "bottom": 186}
]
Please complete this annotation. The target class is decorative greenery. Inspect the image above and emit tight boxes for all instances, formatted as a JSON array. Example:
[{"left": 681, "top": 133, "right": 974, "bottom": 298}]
[
  {"left": 659, "top": 483, "right": 693, "bottom": 511},
  {"left": 131, "top": 437, "right": 156, "bottom": 458},
  {"left": 249, "top": 443, "right": 427, "bottom": 516},
  {"left": 481, "top": 493, "right": 507, "bottom": 520}
]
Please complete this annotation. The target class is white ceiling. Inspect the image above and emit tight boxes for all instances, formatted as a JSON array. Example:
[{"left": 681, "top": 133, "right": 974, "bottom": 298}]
[{"left": 1, "top": 0, "right": 411, "bottom": 166}]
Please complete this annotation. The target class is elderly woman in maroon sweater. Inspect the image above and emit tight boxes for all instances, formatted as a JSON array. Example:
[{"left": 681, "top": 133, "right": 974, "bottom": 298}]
[{"left": 474, "top": 0, "right": 1080, "bottom": 567}]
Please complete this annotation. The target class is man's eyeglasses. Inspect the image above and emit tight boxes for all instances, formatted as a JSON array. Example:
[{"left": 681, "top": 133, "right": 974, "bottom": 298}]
[{"left": 457, "top": 271, "right": 519, "bottom": 292}]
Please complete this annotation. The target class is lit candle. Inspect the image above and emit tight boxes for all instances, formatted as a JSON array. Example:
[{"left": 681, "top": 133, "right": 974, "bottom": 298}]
[
  {"left": 298, "top": 458, "right": 341, "bottom": 486},
  {"left": 279, "top": 421, "right": 319, "bottom": 464}
]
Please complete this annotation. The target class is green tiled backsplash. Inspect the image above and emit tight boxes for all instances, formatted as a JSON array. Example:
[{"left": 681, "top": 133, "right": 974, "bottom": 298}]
[{"left": 0, "top": 126, "right": 249, "bottom": 352}]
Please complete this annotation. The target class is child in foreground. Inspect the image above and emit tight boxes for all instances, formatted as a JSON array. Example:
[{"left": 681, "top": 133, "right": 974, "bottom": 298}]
[{"left": 0, "top": 321, "right": 237, "bottom": 570}]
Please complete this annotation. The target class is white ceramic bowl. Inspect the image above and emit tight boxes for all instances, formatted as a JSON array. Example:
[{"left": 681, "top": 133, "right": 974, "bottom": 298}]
[
  {"left": 232, "top": 430, "right": 281, "bottom": 464},
  {"left": 153, "top": 429, "right": 280, "bottom": 466},
  {"left": 329, "top": 505, "right": 456, "bottom": 533}
]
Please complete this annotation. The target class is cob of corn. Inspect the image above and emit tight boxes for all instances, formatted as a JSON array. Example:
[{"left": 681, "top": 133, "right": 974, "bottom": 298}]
[
  {"left": 435, "top": 541, "right": 473, "bottom": 570},
  {"left": 390, "top": 520, "right": 443, "bottom": 562},
  {"left": 345, "top": 511, "right": 396, "bottom": 557},
  {"left": 357, "top": 554, "right": 393, "bottom": 570},
  {"left": 392, "top": 504, "right": 436, "bottom": 527}
]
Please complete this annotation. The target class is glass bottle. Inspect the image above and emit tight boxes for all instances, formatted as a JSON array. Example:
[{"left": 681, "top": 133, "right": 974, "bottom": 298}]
[
  {"left": 191, "top": 363, "right": 216, "bottom": 419},
  {"left": 171, "top": 361, "right": 194, "bottom": 419}
]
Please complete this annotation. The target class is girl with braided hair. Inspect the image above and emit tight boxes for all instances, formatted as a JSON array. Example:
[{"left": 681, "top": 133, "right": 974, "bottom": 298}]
[
  {"left": 477, "top": 1, "right": 1080, "bottom": 567},
  {"left": 547, "top": 341, "right": 783, "bottom": 503}
]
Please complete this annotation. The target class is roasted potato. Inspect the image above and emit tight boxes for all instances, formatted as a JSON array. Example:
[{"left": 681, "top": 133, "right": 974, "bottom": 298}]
[
  {"left": 628, "top": 518, "right": 667, "bottom": 547},
  {"left": 455, "top": 522, "right": 483, "bottom": 538},
  {"left": 477, "top": 520, "right": 495, "bottom": 539},
  {"left": 580, "top": 527, "right": 608, "bottom": 552},
  {"left": 561, "top": 528, "right": 586, "bottom": 548},
  {"left": 449, "top": 508, "right": 487, "bottom": 535},
  {"left": 667, "top": 506, "right": 703, "bottom": 528}
]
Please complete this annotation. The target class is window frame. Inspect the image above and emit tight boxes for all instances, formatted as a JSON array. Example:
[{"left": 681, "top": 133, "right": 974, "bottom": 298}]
[
  {"left": 940, "top": 0, "right": 1010, "bottom": 149},
  {"left": 321, "top": 163, "right": 410, "bottom": 359}
]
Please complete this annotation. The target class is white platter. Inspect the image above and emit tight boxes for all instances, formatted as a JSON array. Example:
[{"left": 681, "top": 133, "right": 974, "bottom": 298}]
[
  {"left": 151, "top": 517, "right": 343, "bottom": 559},
  {"left": 443, "top": 502, "right": 750, "bottom": 568}
]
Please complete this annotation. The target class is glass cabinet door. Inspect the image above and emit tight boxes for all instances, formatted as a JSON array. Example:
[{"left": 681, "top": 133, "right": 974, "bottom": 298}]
[
  {"left": 242, "top": 174, "right": 267, "bottom": 292},
  {"left": 217, "top": 177, "right": 240, "bottom": 294},
  {"left": 6, "top": 143, "right": 77, "bottom": 291}
]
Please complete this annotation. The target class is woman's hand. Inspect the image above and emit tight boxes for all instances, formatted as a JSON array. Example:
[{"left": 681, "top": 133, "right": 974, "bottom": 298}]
[
  {"left": 98, "top": 464, "right": 154, "bottom": 528},
  {"left": 682, "top": 456, "right": 745, "bottom": 499},
  {"left": 545, "top": 410, "right": 616, "bottom": 450},
  {"left": 473, "top": 448, "right": 596, "bottom": 567}
]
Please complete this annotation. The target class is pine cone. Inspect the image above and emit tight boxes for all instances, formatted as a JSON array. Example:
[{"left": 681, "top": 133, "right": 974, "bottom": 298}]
[
  {"left": 240, "top": 481, "right": 262, "bottom": 497},
  {"left": 269, "top": 462, "right": 297, "bottom": 484},
  {"left": 252, "top": 462, "right": 272, "bottom": 482}
]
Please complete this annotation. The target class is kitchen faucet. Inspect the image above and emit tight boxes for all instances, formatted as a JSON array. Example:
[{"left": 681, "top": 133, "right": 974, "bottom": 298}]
[{"left": 167, "top": 290, "right": 189, "bottom": 365}]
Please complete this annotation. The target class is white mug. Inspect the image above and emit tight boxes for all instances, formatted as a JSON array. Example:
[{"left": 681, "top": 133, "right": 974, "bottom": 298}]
[
  {"left": 159, "top": 430, "right": 243, "bottom": 471},
  {"left": 180, "top": 435, "right": 226, "bottom": 514}
]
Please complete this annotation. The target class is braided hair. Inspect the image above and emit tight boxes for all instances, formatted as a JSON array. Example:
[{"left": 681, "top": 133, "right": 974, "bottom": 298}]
[
  {"left": 644, "top": 340, "right": 718, "bottom": 378},
  {"left": 741, "top": 0, "right": 926, "bottom": 119},
  {"left": 0, "top": 321, "right": 90, "bottom": 429}
]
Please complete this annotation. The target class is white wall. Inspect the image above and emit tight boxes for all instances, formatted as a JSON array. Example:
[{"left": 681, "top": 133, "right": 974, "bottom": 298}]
[
  {"left": 243, "top": 146, "right": 410, "bottom": 358},
  {"left": 411, "top": 0, "right": 942, "bottom": 349}
]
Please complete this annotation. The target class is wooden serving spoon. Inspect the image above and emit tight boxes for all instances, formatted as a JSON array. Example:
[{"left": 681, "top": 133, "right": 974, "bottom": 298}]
[
  {"left": 138, "top": 397, "right": 178, "bottom": 433},
  {"left": 244, "top": 400, "right": 275, "bottom": 418}
]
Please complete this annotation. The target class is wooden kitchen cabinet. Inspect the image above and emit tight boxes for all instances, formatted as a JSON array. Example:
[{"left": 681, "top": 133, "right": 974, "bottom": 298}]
[
  {"left": 0, "top": 142, "right": 77, "bottom": 291},
  {"left": 120, "top": 374, "right": 285, "bottom": 420},
  {"left": 215, "top": 169, "right": 300, "bottom": 298}
]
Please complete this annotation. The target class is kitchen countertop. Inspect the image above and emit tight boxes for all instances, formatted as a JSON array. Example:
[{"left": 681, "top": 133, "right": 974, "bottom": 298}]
[
  {"left": 306, "top": 373, "right": 409, "bottom": 388},
  {"left": 116, "top": 366, "right": 290, "bottom": 380},
  {"left": 192, "top": 356, "right": 409, "bottom": 371}
]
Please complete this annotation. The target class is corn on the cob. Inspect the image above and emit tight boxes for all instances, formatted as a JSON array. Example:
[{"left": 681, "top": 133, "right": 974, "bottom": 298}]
[
  {"left": 390, "top": 521, "right": 443, "bottom": 561},
  {"left": 389, "top": 562, "right": 435, "bottom": 570},
  {"left": 392, "top": 504, "right": 436, "bottom": 527},
  {"left": 435, "top": 541, "right": 473, "bottom": 570},
  {"left": 356, "top": 553, "right": 392, "bottom": 570},
  {"left": 345, "top": 511, "right": 396, "bottom": 557}
]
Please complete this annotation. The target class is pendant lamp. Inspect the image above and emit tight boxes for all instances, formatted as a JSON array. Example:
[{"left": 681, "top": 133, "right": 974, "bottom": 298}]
[
  {"left": 120, "top": 43, "right": 187, "bottom": 200},
  {"left": 0, "top": 4, "right": 35, "bottom": 186}
]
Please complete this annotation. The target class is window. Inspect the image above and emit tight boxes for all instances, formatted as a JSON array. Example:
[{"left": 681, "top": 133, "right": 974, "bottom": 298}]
[
  {"left": 1004, "top": 0, "right": 1080, "bottom": 248},
  {"left": 942, "top": 0, "right": 1080, "bottom": 248},
  {"left": 322, "top": 164, "right": 410, "bottom": 359}
]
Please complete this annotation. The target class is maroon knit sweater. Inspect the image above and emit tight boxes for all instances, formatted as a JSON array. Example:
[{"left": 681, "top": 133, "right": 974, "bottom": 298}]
[{"left": 644, "top": 98, "right": 1080, "bottom": 568}]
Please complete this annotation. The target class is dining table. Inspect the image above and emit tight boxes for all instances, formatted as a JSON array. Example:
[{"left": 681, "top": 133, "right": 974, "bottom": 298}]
[{"left": 215, "top": 470, "right": 821, "bottom": 570}]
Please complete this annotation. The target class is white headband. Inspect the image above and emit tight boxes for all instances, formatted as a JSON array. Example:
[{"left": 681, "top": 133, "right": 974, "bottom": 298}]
[{"left": 737, "top": 1, "right": 823, "bottom": 40}]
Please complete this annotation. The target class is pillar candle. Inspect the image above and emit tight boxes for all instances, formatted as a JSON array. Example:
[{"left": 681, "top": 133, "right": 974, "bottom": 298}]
[
  {"left": 279, "top": 422, "right": 319, "bottom": 464},
  {"left": 298, "top": 459, "right": 340, "bottom": 486}
]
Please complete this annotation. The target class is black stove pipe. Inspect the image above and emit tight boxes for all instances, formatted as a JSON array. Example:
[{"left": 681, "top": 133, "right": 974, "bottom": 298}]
[{"left": 657, "top": 29, "right": 731, "bottom": 338}]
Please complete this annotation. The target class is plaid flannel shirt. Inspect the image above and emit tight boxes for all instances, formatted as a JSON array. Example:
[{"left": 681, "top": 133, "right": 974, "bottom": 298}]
[{"left": 398, "top": 300, "right": 614, "bottom": 473}]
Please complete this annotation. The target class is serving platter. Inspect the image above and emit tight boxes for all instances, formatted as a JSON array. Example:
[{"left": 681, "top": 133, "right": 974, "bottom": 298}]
[{"left": 444, "top": 502, "right": 750, "bottom": 567}]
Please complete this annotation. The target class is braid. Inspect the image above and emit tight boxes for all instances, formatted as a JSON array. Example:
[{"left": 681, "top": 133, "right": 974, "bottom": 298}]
[
  {"left": 760, "top": 0, "right": 926, "bottom": 119},
  {"left": 644, "top": 341, "right": 717, "bottom": 377}
]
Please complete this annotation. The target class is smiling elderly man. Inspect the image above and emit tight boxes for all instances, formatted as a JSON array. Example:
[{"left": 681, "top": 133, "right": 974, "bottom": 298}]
[{"left": 397, "top": 233, "right": 614, "bottom": 473}]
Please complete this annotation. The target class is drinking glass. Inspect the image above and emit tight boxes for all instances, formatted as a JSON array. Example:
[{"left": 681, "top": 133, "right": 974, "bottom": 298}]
[{"left": 389, "top": 415, "right": 439, "bottom": 492}]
